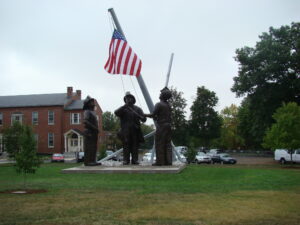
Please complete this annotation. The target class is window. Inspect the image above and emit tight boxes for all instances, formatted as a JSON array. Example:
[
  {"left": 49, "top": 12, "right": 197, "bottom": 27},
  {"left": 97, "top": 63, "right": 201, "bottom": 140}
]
[
  {"left": 48, "top": 133, "right": 54, "bottom": 148},
  {"left": 0, "top": 113, "right": 2, "bottom": 125},
  {"left": 48, "top": 111, "right": 54, "bottom": 125},
  {"left": 11, "top": 113, "right": 23, "bottom": 124},
  {"left": 71, "top": 113, "right": 81, "bottom": 124},
  {"left": 32, "top": 112, "right": 38, "bottom": 125}
]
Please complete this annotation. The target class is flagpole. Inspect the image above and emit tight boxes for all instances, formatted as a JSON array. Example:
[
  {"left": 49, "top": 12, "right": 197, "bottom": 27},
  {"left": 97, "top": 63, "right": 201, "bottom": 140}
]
[
  {"left": 165, "top": 53, "right": 174, "bottom": 87},
  {"left": 108, "top": 8, "right": 154, "bottom": 113}
]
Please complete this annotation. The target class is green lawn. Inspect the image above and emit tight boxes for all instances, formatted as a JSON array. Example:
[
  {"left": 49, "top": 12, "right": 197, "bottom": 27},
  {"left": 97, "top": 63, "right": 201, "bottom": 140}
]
[{"left": 0, "top": 163, "right": 300, "bottom": 225}]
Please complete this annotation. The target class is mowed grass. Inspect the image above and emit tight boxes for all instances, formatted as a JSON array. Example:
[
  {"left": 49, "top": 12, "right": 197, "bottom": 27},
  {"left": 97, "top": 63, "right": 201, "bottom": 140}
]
[{"left": 0, "top": 163, "right": 300, "bottom": 225}]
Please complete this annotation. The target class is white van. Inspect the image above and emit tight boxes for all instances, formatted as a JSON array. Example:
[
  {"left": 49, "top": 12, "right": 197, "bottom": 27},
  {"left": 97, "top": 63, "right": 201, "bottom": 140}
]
[{"left": 274, "top": 149, "right": 300, "bottom": 164}]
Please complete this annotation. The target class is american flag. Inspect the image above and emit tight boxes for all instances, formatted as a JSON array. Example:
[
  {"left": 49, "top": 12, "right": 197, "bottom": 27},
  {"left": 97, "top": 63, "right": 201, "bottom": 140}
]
[{"left": 104, "top": 29, "right": 142, "bottom": 77}]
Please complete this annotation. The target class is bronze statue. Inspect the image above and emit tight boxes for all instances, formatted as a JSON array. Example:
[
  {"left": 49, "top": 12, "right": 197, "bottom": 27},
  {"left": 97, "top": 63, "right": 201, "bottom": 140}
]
[
  {"left": 83, "top": 96, "right": 100, "bottom": 166},
  {"left": 115, "top": 92, "right": 146, "bottom": 165},
  {"left": 145, "top": 87, "right": 172, "bottom": 166}
]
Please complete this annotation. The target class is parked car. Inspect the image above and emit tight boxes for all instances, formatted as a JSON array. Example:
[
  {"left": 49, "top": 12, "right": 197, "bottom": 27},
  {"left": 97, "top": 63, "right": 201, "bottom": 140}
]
[
  {"left": 211, "top": 155, "right": 222, "bottom": 164},
  {"left": 195, "top": 152, "right": 211, "bottom": 164},
  {"left": 51, "top": 153, "right": 64, "bottom": 162},
  {"left": 207, "top": 149, "right": 222, "bottom": 156},
  {"left": 76, "top": 152, "right": 84, "bottom": 163},
  {"left": 142, "top": 152, "right": 156, "bottom": 162},
  {"left": 219, "top": 153, "right": 236, "bottom": 164},
  {"left": 274, "top": 149, "right": 300, "bottom": 164}
]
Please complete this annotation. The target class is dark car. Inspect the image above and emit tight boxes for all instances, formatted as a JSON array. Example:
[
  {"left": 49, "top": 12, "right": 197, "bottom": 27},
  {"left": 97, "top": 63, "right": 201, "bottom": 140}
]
[
  {"left": 219, "top": 153, "right": 237, "bottom": 164},
  {"left": 212, "top": 154, "right": 237, "bottom": 164},
  {"left": 211, "top": 155, "right": 222, "bottom": 164}
]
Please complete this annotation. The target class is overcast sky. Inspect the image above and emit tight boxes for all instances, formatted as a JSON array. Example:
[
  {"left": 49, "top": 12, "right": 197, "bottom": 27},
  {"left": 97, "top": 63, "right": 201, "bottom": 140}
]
[{"left": 1, "top": 0, "right": 300, "bottom": 123}]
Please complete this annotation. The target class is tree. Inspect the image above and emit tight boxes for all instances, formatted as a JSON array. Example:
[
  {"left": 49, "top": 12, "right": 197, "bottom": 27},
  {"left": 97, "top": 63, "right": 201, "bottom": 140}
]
[
  {"left": 189, "top": 86, "right": 222, "bottom": 147},
  {"left": 3, "top": 122, "right": 41, "bottom": 189},
  {"left": 236, "top": 99, "right": 257, "bottom": 149},
  {"left": 169, "top": 86, "right": 188, "bottom": 145},
  {"left": 231, "top": 22, "right": 300, "bottom": 148},
  {"left": 219, "top": 104, "right": 244, "bottom": 149},
  {"left": 263, "top": 102, "right": 300, "bottom": 152},
  {"left": 102, "top": 111, "right": 120, "bottom": 131},
  {"left": 2, "top": 121, "right": 24, "bottom": 158},
  {"left": 102, "top": 111, "right": 121, "bottom": 150}
]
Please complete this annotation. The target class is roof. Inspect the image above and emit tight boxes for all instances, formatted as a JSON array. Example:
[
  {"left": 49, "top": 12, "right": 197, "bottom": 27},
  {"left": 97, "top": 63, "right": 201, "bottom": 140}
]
[
  {"left": 0, "top": 93, "right": 67, "bottom": 108},
  {"left": 64, "top": 100, "right": 84, "bottom": 110},
  {"left": 0, "top": 93, "right": 83, "bottom": 110}
]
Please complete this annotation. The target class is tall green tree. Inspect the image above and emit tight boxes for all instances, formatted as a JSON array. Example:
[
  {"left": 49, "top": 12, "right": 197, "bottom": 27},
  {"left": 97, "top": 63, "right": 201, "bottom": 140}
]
[
  {"left": 219, "top": 104, "right": 244, "bottom": 149},
  {"left": 189, "top": 86, "right": 222, "bottom": 147},
  {"left": 102, "top": 111, "right": 120, "bottom": 131},
  {"left": 263, "top": 102, "right": 300, "bottom": 151},
  {"left": 237, "top": 99, "right": 257, "bottom": 149},
  {"left": 169, "top": 86, "right": 188, "bottom": 145},
  {"left": 2, "top": 121, "right": 23, "bottom": 158},
  {"left": 3, "top": 122, "right": 41, "bottom": 189},
  {"left": 232, "top": 22, "right": 300, "bottom": 148},
  {"left": 102, "top": 111, "right": 121, "bottom": 150}
]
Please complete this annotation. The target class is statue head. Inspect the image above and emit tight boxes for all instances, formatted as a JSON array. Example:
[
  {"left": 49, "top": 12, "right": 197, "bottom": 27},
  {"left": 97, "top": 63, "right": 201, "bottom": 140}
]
[
  {"left": 123, "top": 91, "right": 136, "bottom": 105},
  {"left": 83, "top": 96, "right": 95, "bottom": 110},
  {"left": 159, "top": 87, "right": 172, "bottom": 101}
]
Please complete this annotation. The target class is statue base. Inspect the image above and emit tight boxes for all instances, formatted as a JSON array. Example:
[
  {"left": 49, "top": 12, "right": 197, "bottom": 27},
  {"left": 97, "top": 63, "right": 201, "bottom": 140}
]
[{"left": 61, "top": 163, "right": 186, "bottom": 174}]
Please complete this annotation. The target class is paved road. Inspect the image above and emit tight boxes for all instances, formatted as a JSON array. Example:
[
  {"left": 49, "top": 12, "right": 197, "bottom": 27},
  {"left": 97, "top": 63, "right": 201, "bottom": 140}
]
[{"left": 234, "top": 156, "right": 275, "bottom": 165}]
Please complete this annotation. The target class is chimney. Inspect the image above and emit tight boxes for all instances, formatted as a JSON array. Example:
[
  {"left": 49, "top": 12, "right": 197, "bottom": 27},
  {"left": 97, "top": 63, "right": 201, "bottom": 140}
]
[
  {"left": 76, "top": 90, "right": 82, "bottom": 100},
  {"left": 67, "top": 87, "right": 73, "bottom": 98}
]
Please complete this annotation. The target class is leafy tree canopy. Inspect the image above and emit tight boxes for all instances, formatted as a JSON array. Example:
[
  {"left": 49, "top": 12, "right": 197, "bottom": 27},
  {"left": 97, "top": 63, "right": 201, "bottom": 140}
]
[
  {"left": 232, "top": 22, "right": 300, "bottom": 99},
  {"left": 219, "top": 104, "right": 244, "bottom": 149},
  {"left": 189, "top": 86, "right": 221, "bottom": 147},
  {"left": 3, "top": 122, "right": 41, "bottom": 188},
  {"left": 232, "top": 22, "right": 300, "bottom": 148},
  {"left": 169, "top": 86, "right": 188, "bottom": 145},
  {"left": 102, "top": 111, "right": 120, "bottom": 131},
  {"left": 263, "top": 102, "right": 300, "bottom": 150}
]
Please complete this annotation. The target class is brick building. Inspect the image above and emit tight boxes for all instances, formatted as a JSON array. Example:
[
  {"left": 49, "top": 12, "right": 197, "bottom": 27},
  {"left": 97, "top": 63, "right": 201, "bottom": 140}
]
[{"left": 0, "top": 87, "right": 104, "bottom": 155}]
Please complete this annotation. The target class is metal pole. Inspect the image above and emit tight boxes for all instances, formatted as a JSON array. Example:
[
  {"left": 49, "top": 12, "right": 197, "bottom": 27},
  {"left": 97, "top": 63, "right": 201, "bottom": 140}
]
[
  {"left": 108, "top": 8, "right": 154, "bottom": 113},
  {"left": 165, "top": 53, "right": 174, "bottom": 87}
]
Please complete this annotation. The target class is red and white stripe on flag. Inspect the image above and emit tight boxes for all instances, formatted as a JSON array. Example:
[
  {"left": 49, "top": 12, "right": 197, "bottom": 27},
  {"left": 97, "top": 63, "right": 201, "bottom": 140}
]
[{"left": 104, "top": 29, "right": 142, "bottom": 77}]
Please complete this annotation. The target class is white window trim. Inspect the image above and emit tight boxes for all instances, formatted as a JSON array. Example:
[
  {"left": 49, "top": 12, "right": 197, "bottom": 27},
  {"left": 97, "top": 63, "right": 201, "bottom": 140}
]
[
  {"left": 70, "top": 113, "right": 81, "bottom": 125},
  {"left": 11, "top": 113, "right": 23, "bottom": 125},
  {"left": 48, "top": 133, "right": 54, "bottom": 148},
  {"left": 32, "top": 112, "right": 38, "bottom": 125},
  {"left": 48, "top": 111, "right": 54, "bottom": 125}
]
